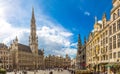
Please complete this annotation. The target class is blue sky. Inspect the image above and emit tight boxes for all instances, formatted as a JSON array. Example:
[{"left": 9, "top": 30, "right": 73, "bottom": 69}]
[
  {"left": 39, "top": 0, "right": 112, "bottom": 41},
  {"left": 0, "top": 0, "right": 112, "bottom": 58}
]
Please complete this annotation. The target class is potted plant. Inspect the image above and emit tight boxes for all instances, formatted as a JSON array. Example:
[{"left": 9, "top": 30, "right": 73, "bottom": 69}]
[{"left": 0, "top": 68, "right": 6, "bottom": 74}]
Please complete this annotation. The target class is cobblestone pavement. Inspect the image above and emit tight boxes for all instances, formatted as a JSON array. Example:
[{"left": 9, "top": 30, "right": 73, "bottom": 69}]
[{"left": 7, "top": 70, "right": 71, "bottom": 74}]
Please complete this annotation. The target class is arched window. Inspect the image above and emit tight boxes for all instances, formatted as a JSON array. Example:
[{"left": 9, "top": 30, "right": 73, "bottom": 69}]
[
  {"left": 113, "top": 13, "right": 116, "bottom": 20},
  {"left": 103, "top": 21, "right": 105, "bottom": 28},
  {"left": 118, "top": 9, "right": 120, "bottom": 16},
  {"left": 117, "top": 20, "right": 120, "bottom": 30}
]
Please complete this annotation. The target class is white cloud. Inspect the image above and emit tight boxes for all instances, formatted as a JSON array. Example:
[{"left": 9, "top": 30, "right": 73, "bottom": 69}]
[
  {"left": 64, "top": 48, "right": 77, "bottom": 56},
  {"left": 37, "top": 25, "right": 72, "bottom": 47},
  {"left": 36, "top": 24, "right": 77, "bottom": 57},
  {"left": 71, "top": 42, "right": 77, "bottom": 48},
  {"left": 0, "top": 19, "right": 29, "bottom": 44},
  {"left": 98, "top": 20, "right": 102, "bottom": 24},
  {"left": 0, "top": 0, "right": 77, "bottom": 58},
  {"left": 84, "top": 11, "right": 90, "bottom": 16}
]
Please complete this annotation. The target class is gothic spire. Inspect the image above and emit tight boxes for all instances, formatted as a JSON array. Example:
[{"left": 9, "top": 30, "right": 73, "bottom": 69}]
[
  {"left": 102, "top": 13, "right": 107, "bottom": 20},
  {"left": 31, "top": 7, "right": 35, "bottom": 23},
  {"left": 32, "top": 7, "right": 34, "bottom": 18},
  {"left": 15, "top": 36, "right": 18, "bottom": 41},
  {"left": 78, "top": 34, "right": 82, "bottom": 49},
  {"left": 84, "top": 36, "right": 86, "bottom": 45},
  {"left": 30, "top": 7, "right": 36, "bottom": 39},
  {"left": 29, "top": 7, "right": 38, "bottom": 54}
]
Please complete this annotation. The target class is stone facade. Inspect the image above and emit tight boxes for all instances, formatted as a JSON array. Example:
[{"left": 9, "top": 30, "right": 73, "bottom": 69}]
[
  {"left": 0, "top": 43, "right": 13, "bottom": 70},
  {"left": 86, "top": 0, "right": 120, "bottom": 73},
  {"left": 79, "top": 45, "right": 86, "bottom": 70},
  {"left": 76, "top": 34, "right": 86, "bottom": 70},
  {"left": 71, "top": 58, "right": 76, "bottom": 69},
  {"left": 45, "top": 54, "right": 71, "bottom": 69},
  {"left": 9, "top": 8, "right": 44, "bottom": 70}
]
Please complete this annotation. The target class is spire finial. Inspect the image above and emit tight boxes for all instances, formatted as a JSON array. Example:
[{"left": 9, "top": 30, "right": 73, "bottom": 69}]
[
  {"left": 84, "top": 36, "right": 86, "bottom": 44},
  {"left": 95, "top": 16, "right": 97, "bottom": 23},
  {"left": 32, "top": 6, "right": 34, "bottom": 12},
  {"left": 15, "top": 36, "right": 18, "bottom": 41},
  {"left": 32, "top": 6, "right": 35, "bottom": 19},
  {"left": 78, "top": 34, "right": 80, "bottom": 38},
  {"left": 78, "top": 34, "right": 82, "bottom": 49},
  {"left": 78, "top": 34, "right": 81, "bottom": 42},
  {"left": 103, "top": 13, "right": 106, "bottom": 19}
]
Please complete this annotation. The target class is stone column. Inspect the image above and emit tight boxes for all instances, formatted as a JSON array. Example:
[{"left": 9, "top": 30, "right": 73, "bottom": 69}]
[
  {"left": 99, "top": 65, "right": 101, "bottom": 72},
  {"left": 96, "top": 65, "right": 98, "bottom": 72}
]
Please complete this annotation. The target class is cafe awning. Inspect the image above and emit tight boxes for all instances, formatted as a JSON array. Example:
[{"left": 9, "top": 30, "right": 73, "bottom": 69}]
[{"left": 105, "top": 62, "right": 120, "bottom": 68}]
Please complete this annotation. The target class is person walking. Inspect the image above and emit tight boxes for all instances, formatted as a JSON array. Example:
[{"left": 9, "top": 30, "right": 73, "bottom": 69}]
[{"left": 49, "top": 71, "right": 53, "bottom": 74}]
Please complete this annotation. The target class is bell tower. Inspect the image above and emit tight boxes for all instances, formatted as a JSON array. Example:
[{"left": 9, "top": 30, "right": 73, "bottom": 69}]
[
  {"left": 77, "top": 34, "right": 82, "bottom": 51},
  {"left": 29, "top": 7, "right": 38, "bottom": 54}
]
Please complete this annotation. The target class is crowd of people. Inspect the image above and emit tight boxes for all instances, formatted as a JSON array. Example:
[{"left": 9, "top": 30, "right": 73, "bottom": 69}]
[{"left": 12, "top": 68, "right": 73, "bottom": 74}]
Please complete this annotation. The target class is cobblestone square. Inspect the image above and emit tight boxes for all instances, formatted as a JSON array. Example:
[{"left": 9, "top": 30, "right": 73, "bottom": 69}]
[{"left": 7, "top": 70, "right": 71, "bottom": 74}]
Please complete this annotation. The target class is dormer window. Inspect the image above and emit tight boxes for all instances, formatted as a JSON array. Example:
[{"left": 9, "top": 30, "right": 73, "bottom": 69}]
[
  {"left": 109, "top": 26, "right": 112, "bottom": 35},
  {"left": 113, "top": 23, "right": 116, "bottom": 33},
  {"left": 113, "top": 13, "right": 117, "bottom": 20}
]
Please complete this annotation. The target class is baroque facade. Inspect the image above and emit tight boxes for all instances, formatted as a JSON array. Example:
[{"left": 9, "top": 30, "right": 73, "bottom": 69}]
[
  {"left": 0, "top": 43, "right": 13, "bottom": 70},
  {"left": 45, "top": 54, "right": 71, "bottom": 69},
  {"left": 9, "top": 8, "right": 44, "bottom": 70},
  {"left": 79, "top": 38, "right": 86, "bottom": 70},
  {"left": 86, "top": 0, "right": 120, "bottom": 73}
]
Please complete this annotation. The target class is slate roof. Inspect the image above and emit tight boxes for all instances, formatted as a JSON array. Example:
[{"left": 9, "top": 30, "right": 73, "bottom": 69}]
[
  {"left": 38, "top": 50, "right": 44, "bottom": 55},
  {"left": 0, "top": 43, "right": 8, "bottom": 49},
  {"left": 18, "top": 43, "right": 32, "bottom": 53}
]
